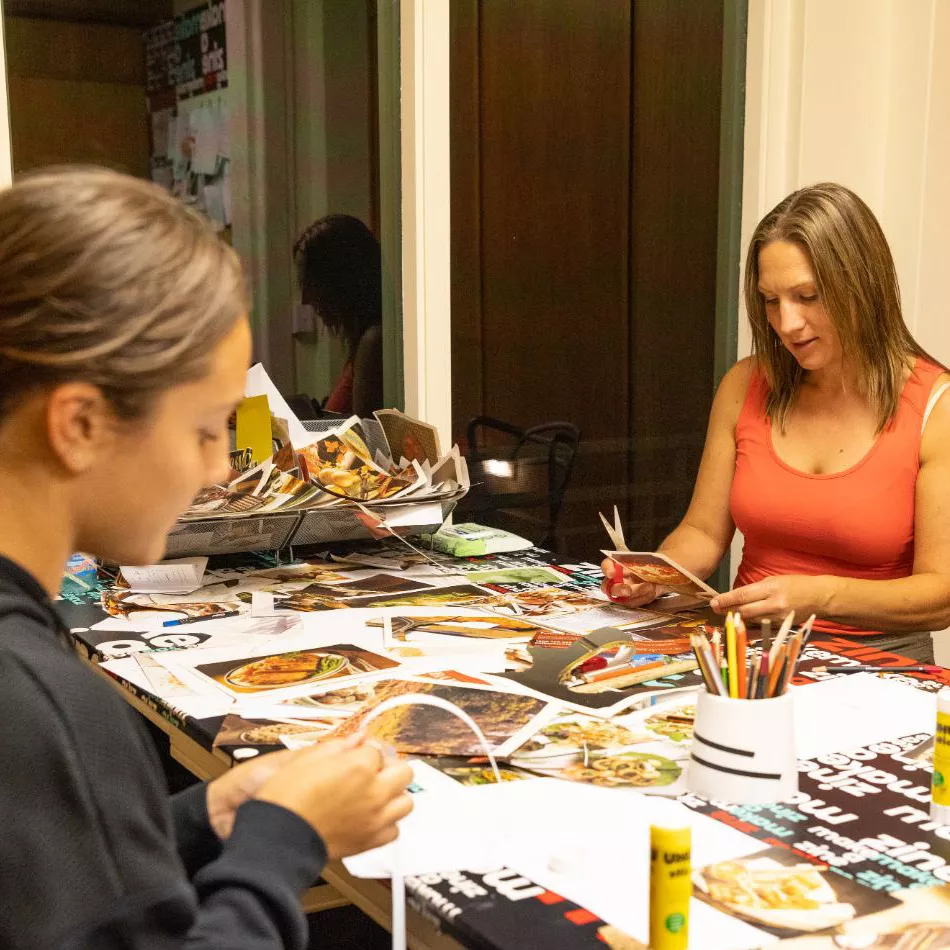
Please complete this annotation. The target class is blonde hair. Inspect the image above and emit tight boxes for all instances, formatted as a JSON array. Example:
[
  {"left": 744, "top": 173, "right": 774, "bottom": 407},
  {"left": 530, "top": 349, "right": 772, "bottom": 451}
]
[
  {"left": 0, "top": 166, "right": 248, "bottom": 419},
  {"left": 744, "top": 182, "right": 935, "bottom": 431}
]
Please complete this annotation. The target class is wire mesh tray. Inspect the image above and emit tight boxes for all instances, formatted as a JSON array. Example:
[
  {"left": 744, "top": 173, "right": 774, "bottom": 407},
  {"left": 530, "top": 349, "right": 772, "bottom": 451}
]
[{"left": 163, "top": 492, "right": 464, "bottom": 559}]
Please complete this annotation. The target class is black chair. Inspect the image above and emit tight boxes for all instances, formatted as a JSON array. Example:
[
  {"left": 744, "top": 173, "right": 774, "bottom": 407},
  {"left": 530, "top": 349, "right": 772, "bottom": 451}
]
[
  {"left": 287, "top": 394, "right": 346, "bottom": 422},
  {"left": 460, "top": 416, "right": 581, "bottom": 549}
]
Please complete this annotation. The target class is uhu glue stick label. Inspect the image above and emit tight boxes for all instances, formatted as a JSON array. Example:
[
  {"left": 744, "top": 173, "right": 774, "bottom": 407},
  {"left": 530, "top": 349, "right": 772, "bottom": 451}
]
[
  {"left": 931, "top": 689, "right": 950, "bottom": 824},
  {"left": 649, "top": 824, "right": 691, "bottom": 950}
]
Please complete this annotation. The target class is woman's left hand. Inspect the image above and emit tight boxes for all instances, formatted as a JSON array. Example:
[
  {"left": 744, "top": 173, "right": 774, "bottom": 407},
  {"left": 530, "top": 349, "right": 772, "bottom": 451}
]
[
  {"left": 205, "top": 749, "right": 298, "bottom": 840},
  {"left": 710, "top": 574, "right": 831, "bottom": 623}
]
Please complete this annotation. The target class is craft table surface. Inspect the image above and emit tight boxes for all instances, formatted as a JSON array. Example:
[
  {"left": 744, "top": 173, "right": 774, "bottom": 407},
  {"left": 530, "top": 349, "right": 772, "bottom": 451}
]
[{"left": 57, "top": 548, "right": 950, "bottom": 950}]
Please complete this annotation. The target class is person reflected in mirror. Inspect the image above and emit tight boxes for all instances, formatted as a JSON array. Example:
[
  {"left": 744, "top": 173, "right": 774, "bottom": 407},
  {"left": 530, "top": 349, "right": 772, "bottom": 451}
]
[{"left": 294, "top": 214, "right": 384, "bottom": 418}]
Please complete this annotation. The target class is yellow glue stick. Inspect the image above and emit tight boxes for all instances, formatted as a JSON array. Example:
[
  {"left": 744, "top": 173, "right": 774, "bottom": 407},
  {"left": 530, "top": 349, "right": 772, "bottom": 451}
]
[
  {"left": 931, "top": 688, "right": 950, "bottom": 824},
  {"left": 649, "top": 823, "right": 691, "bottom": 950}
]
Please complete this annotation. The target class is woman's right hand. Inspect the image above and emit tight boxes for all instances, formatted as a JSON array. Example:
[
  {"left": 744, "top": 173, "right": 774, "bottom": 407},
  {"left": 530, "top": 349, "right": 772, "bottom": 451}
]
[
  {"left": 254, "top": 739, "right": 414, "bottom": 859},
  {"left": 600, "top": 558, "right": 659, "bottom": 607}
]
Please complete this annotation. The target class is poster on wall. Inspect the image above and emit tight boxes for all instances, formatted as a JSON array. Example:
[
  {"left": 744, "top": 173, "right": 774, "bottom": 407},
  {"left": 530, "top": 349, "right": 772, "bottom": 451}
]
[{"left": 144, "top": 1, "right": 230, "bottom": 233}]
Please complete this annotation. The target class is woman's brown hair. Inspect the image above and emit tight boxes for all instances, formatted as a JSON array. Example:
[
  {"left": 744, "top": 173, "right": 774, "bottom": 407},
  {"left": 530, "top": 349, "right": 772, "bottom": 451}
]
[
  {"left": 744, "top": 182, "right": 937, "bottom": 431},
  {"left": 0, "top": 166, "right": 248, "bottom": 420}
]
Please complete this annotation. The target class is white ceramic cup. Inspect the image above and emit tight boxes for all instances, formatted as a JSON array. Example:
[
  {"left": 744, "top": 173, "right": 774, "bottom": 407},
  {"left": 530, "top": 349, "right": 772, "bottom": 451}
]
[{"left": 687, "top": 689, "right": 798, "bottom": 804}]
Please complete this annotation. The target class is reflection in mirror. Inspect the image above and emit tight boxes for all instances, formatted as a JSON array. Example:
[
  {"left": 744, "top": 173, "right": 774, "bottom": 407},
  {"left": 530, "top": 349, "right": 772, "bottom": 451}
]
[
  {"left": 451, "top": 1, "right": 740, "bottom": 566},
  {"left": 2, "top": 0, "right": 400, "bottom": 419}
]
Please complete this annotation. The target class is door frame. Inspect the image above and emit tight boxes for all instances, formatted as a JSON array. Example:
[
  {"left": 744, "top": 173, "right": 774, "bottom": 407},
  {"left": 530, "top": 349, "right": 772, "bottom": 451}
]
[
  {"left": 398, "top": 0, "right": 452, "bottom": 448},
  {"left": 0, "top": 9, "right": 12, "bottom": 185}
]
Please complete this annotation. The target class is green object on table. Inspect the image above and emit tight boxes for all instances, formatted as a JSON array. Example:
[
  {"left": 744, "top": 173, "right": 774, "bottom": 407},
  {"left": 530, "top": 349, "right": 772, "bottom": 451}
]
[{"left": 424, "top": 523, "right": 533, "bottom": 557}]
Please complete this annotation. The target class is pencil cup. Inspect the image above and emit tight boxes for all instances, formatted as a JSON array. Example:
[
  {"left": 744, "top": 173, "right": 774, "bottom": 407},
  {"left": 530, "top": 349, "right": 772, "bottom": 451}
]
[{"left": 687, "top": 690, "right": 798, "bottom": 805}]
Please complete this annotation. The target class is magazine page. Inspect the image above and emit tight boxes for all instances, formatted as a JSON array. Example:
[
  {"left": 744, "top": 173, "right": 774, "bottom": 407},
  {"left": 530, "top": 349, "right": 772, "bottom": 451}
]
[
  {"left": 373, "top": 408, "right": 442, "bottom": 466},
  {"left": 603, "top": 550, "right": 718, "bottom": 598},
  {"left": 297, "top": 418, "right": 419, "bottom": 502}
]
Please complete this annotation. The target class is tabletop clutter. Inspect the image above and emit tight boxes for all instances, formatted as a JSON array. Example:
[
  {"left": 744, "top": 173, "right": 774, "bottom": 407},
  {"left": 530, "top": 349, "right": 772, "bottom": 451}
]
[{"left": 60, "top": 367, "right": 950, "bottom": 950}]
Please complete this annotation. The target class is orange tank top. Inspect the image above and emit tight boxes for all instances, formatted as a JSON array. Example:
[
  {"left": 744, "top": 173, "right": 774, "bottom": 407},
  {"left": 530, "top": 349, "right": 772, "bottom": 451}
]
[{"left": 730, "top": 357, "right": 944, "bottom": 636}]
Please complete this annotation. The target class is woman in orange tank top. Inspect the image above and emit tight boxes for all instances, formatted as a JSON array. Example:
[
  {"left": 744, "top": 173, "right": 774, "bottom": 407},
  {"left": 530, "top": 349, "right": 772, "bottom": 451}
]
[{"left": 602, "top": 183, "right": 950, "bottom": 656}]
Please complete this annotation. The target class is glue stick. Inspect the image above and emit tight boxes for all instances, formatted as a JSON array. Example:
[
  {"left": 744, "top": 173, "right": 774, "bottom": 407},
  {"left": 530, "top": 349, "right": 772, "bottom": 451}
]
[
  {"left": 649, "top": 823, "right": 691, "bottom": 950},
  {"left": 931, "top": 688, "right": 950, "bottom": 824}
]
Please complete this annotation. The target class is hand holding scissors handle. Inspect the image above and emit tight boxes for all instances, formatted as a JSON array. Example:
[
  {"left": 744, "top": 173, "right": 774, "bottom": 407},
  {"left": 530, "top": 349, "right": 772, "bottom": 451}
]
[{"left": 597, "top": 505, "right": 658, "bottom": 606}]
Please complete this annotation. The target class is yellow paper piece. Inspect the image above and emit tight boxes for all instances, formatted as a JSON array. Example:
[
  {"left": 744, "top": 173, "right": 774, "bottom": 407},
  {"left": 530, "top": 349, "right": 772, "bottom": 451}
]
[{"left": 235, "top": 395, "right": 273, "bottom": 464}]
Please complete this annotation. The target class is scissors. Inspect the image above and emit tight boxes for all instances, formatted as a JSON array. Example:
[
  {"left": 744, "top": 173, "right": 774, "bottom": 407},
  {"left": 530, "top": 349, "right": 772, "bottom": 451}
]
[
  {"left": 598, "top": 505, "right": 632, "bottom": 602},
  {"left": 598, "top": 504, "right": 629, "bottom": 552}
]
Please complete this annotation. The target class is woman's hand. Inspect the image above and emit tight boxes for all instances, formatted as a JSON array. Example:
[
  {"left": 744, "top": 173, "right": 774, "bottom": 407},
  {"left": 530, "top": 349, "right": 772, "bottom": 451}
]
[
  {"left": 254, "top": 739, "right": 414, "bottom": 860},
  {"left": 206, "top": 748, "right": 300, "bottom": 840},
  {"left": 710, "top": 575, "right": 831, "bottom": 623},
  {"left": 600, "top": 558, "right": 659, "bottom": 607}
]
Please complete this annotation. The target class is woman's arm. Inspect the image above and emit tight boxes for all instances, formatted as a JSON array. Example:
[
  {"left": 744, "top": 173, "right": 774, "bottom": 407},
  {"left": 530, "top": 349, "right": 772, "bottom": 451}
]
[
  {"left": 714, "top": 375, "right": 950, "bottom": 630},
  {"left": 602, "top": 359, "right": 751, "bottom": 601},
  {"left": 657, "top": 358, "right": 749, "bottom": 576}
]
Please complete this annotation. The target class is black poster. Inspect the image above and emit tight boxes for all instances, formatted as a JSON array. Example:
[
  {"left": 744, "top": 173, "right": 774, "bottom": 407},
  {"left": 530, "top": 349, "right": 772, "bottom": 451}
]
[{"left": 172, "top": 1, "right": 228, "bottom": 98}]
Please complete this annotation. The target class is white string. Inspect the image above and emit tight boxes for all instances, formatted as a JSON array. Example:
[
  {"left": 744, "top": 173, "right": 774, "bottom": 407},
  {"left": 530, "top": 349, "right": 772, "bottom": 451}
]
[{"left": 358, "top": 694, "right": 503, "bottom": 950}]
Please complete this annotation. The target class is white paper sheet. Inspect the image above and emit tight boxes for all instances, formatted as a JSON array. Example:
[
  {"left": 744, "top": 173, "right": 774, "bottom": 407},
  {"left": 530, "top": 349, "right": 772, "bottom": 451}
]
[
  {"left": 345, "top": 778, "right": 774, "bottom": 950},
  {"left": 792, "top": 673, "right": 936, "bottom": 758},
  {"left": 190, "top": 102, "right": 220, "bottom": 175},
  {"left": 376, "top": 501, "right": 446, "bottom": 528},
  {"left": 120, "top": 557, "right": 208, "bottom": 594}
]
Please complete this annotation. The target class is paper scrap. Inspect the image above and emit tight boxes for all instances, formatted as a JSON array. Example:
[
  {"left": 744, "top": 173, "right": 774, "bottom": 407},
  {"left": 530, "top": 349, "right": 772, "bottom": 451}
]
[
  {"left": 120, "top": 557, "right": 208, "bottom": 594},
  {"left": 235, "top": 394, "right": 273, "bottom": 464},
  {"left": 793, "top": 673, "right": 936, "bottom": 758}
]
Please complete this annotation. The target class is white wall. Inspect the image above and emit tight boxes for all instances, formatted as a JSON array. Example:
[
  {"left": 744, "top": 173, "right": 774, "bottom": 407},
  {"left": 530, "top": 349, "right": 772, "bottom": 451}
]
[
  {"left": 734, "top": 0, "right": 950, "bottom": 579},
  {"left": 740, "top": 0, "right": 950, "bottom": 361}
]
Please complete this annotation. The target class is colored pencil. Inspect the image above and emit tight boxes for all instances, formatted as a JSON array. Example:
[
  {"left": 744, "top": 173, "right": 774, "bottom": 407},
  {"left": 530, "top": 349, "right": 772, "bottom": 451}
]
[
  {"left": 756, "top": 620, "right": 772, "bottom": 698},
  {"left": 747, "top": 646, "right": 761, "bottom": 699},
  {"left": 714, "top": 627, "right": 729, "bottom": 693},
  {"left": 690, "top": 634, "right": 722, "bottom": 695},
  {"left": 704, "top": 636, "right": 729, "bottom": 697},
  {"left": 778, "top": 630, "right": 805, "bottom": 694},
  {"left": 800, "top": 613, "right": 817, "bottom": 648},
  {"left": 735, "top": 613, "right": 748, "bottom": 699},
  {"left": 766, "top": 642, "right": 787, "bottom": 697},
  {"left": 726, "top": 612, "right": 739, "bottom": 699},
  {"left": 811, "top": 663, "right": 941, "bottom": 675},
  {"left": 770, "top": 610, "right": 795, "bottom": 666},
  {"left": 576, "top": 659, "right": 666, "bottom": 684}
]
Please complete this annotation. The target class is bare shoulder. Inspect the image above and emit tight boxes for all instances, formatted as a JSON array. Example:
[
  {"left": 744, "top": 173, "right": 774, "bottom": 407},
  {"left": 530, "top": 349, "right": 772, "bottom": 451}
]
[
  {"left": 920, "top": 371, "right": 950, "bottom": 465},
  {"left": 711, "top": 356, "right": 756, "bottom": 425}
]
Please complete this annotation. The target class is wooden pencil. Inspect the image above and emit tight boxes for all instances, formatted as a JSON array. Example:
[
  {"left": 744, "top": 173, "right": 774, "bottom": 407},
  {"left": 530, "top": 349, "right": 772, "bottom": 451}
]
[
  {"left": 726, "top": 612, "right": 739, "bottom": 699},
  {"left": 689, "top": 634, "right": 715, "bottom": 693},
  {"left": 756, "top": 620, "right": 772, "bottom": 699},
  {"left": 770, "top": 610, "right": 795, "bottom": 666},
  {"left": 735, "top": 613, "right": 748, "bottom": 699},
  {"left": 691, "top": 634, "right": 726, "bottom": 696},
  {"left": 766, "top": 642, "right": 787, "bottom": 697},
  {"left": 778, "top": 630, "right": 805, "bottom": 695},
  {"left": 747, "top": 646, "right": 761, "bottom": 699}
]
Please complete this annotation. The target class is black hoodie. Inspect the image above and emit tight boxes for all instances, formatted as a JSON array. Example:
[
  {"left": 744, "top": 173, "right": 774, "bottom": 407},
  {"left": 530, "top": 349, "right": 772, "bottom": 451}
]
[{"left": 0, "top": 555, "right": 327, "bottom": 949}]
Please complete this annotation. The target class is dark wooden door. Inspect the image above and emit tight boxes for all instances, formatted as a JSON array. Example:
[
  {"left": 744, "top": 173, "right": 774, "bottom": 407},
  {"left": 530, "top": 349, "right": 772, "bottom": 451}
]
[{"left": 452, "top": 1, "right": 723, "bottom": 558}]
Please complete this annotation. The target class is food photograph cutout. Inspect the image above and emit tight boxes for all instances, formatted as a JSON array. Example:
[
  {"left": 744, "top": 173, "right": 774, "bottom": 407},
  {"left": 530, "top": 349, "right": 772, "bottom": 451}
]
[
  {"left": 193, "top": 644, "right": 401, "bottom": 700},
  {"left": 322, "top": 678, "right": 555, "bottom": 757},
  {"left": 506, "top": 705, "right": 690, "bottom": 793},
  {"left": 692, "top": 847, "right": 902, "bottom": 938}
]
